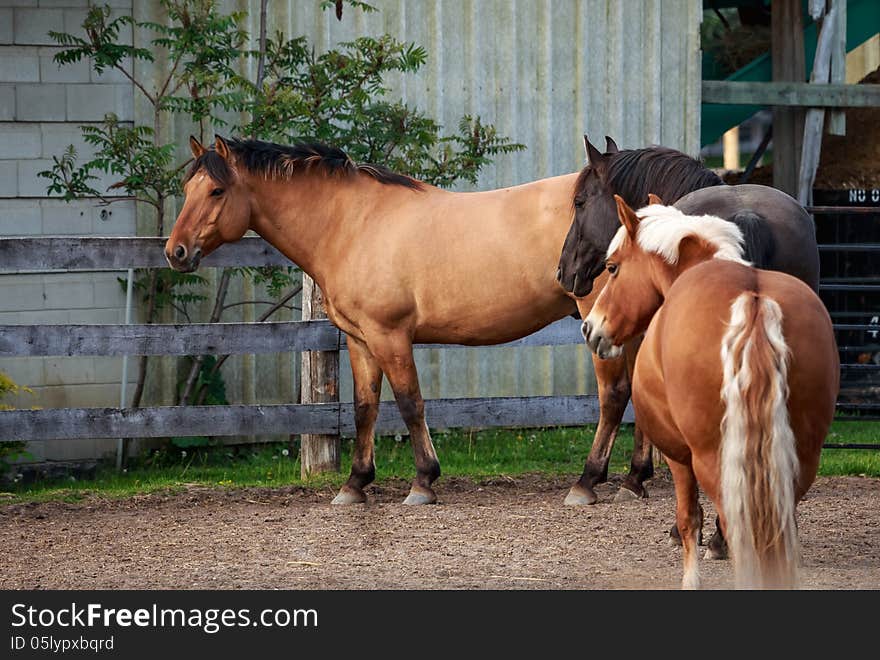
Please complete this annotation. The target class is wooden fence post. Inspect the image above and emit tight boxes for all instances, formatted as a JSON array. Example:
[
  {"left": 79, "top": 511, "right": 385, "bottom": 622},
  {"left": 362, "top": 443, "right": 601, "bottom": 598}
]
[
  {"left": 798, "top": 3, "right": 838, "bottom": 206},
  {"left": 299, "top": 274, "right": 341, "bottom": 477},
  {"left": 771, "top": 0, "right": 806, "bottom": 197}
]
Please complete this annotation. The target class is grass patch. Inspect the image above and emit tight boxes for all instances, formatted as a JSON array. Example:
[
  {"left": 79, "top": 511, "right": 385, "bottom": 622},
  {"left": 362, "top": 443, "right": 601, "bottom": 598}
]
[
  {"left": 2, "top": 420, "right": 877, "bottom": 504},
  {"left": 818, "top": 420, "right": 880, "bottom": 477}
]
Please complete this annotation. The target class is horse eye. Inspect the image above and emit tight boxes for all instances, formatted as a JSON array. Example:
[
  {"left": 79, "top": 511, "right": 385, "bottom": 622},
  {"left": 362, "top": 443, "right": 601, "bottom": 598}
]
[
  {"left": 574, "top": 198, "right": 585, "bottom": 209},
  {"left": 210, "top": 188, "right": 224, "bottom": 197},
  {"left": 607, "top": 262, "right": 618, "bottom": 275}
]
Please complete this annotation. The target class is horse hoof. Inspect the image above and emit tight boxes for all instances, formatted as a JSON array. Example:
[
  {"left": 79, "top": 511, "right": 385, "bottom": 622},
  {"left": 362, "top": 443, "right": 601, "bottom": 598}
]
[
  {"left": 564, "top": 485, "right": 598, "bottom": 506},
  {"left": 705, "top": 532, "right": 729, "bottom": 560},
  {"left": 403, "top": 486, "right": 437, "bottom": 505},
  {"left": 614, "top": 485, "right": 645, "bottom": 503},
  {"left": 331, "top": 485, "right": 367, "bottom": 505}
]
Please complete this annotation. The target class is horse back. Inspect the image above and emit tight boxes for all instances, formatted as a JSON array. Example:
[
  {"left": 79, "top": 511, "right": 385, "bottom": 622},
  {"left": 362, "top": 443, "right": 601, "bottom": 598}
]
[{"left": 673, "top": 184, "right": 820, "bottom": 292}]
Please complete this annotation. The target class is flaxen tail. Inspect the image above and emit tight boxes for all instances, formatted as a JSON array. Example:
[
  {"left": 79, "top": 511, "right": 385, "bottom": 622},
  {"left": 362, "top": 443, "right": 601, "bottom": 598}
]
[{"left": 720, "top": 293, "right": 800, "bottom": 589}]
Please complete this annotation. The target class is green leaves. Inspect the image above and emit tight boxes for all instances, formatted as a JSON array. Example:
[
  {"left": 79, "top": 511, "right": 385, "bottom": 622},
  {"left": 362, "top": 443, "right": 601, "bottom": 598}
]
[
  {"left": 39, "top": 146, "right": 102, "bottom": 202},
  {"left": 236, "top": 31, "right": 522, "bottom": 188},
  {"left": 50, "top": 6, "right": 153, "bottom": 74},
  {"left": 39, "top": 115, "right": 179, "bottom": 206},
  {"left": 46, "top": 0, "right": 525, "bottom": 201},
  {"left": 319, "top": 0, "right": 377, "bottom": 21},
  {"left": 231, "top": 266, "right": 297, "bottom": 299}
]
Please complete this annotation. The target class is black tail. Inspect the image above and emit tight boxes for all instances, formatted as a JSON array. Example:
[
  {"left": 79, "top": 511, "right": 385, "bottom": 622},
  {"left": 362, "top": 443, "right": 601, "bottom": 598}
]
[{"left": 729, "top": 211, "right": 776, "bottom": 269}]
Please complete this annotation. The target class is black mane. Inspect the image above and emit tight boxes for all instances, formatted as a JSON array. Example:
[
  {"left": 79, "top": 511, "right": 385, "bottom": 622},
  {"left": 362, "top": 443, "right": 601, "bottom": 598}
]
[
  {"left": 186, "top": 138, "right": 423, "bottom": 190},
  {"left": 575, "top": 146, "right": 723, "bottom": 207}
]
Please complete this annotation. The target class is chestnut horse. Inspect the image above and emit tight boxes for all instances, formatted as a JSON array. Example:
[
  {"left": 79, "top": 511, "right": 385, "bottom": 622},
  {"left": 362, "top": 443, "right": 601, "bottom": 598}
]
[
  {"left": 583, "top": 195, "right": 838, "bottom": 588},
  {"left": 166, "top": 135, "right": 623, "bottom": 505},
  {"left": 556, "top": 137, "right": 819, "bottom": 531}
]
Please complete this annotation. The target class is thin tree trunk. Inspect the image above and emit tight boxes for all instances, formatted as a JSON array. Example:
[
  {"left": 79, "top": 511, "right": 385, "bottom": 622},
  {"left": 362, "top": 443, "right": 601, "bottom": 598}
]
[
  {"left": 129, "top": 205, "right": 165, "bottom": 410},
  {"left": 179, "top": 269, "right": 233, "bottom": 405},
  {"left": 193, "top": 284, "right": 302, "bottom": 405}
]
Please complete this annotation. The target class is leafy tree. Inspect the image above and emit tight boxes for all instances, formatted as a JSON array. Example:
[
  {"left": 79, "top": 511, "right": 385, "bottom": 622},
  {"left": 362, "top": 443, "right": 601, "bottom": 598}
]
[
  {"left": 40, "top": 1, "right": 524, "bottom": 424},
  {"left": 41, "top": 1, "right": 250, "bottom": 411},
  {"left": 0, "top": 372, "right": 34, "bottom": 475}
]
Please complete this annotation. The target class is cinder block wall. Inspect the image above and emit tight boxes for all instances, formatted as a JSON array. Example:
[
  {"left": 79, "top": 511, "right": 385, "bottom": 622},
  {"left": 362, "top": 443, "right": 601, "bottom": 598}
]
[{"left": 0, "top": 0, "right": 135, "bottom": 462}]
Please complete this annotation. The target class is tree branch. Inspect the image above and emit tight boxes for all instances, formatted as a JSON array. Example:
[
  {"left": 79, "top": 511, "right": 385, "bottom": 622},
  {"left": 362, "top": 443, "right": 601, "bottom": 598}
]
[{"left": 194, "top": 284, "right": 302, "bottom": 405}]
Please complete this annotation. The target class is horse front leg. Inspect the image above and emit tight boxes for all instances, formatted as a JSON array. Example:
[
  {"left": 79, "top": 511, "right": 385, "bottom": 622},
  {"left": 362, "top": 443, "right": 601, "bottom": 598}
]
[
  {"left": 565, "top": 352, "right": 630, "bottom": 505},
  {"left": 616, "top": 336, "right": 654, "bottom": 501},
  {"left": 369, "top": 334, "right": 440, "bottom": 505},
  {"left": 332, "top": 336, "right": 383, "bottom": 505}
]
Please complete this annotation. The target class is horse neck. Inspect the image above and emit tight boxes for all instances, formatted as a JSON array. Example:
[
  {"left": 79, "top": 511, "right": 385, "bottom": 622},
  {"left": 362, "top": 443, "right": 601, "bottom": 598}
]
[
  {"left": 244, "top": 171, "right": 370, "bottom": 285},
  {"left": 648, "top": 241, "right": 722, "bottom": 296},
  {"left": 610, "top": 150, "right": 721, "bottom": 205}
]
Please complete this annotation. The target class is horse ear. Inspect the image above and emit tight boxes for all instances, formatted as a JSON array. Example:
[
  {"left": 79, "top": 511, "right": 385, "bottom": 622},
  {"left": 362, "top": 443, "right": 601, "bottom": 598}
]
[
  {"left": 647, "top": 193, "right": 664, "bottom": 206},
  {"left": 614, "top": 194, "right": 639, "bottom": 238},
  {"left": 583, "top": 134, "right": 606, "bottom": 170},
  {"left": 214, "top": 135, "right": 231, "bottom": 160},
  {"left": 189, "top": 135, "right": 206, "bottom": 159},
  {"left": 605, "top": 136, "right": 619, "bottom": 154}
]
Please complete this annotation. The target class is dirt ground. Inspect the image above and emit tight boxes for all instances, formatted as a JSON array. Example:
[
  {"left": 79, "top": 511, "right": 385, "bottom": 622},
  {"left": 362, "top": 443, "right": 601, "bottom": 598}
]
[{"left": 0, "top": 472, "right": 877, "bottom": 590}]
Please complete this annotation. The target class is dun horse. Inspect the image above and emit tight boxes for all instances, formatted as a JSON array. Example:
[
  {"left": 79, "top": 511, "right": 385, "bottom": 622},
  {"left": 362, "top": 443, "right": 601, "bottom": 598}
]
[
  {"left": 556, "top": 137, "right": 819, "bottom": 545},
  {"left": 166, "top": 135, "right": 622, "bottom": 505},
  {"left": 582, "top": 195, "right": 838, "bottom": 588}
]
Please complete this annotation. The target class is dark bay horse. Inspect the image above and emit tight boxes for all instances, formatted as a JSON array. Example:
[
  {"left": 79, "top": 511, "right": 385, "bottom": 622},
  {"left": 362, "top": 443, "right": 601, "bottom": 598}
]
[
  {"left": 582, "top": 196, "right": 838, "bottom": 588},
  {"left": 167, "top": 135, "right": 623, "bottom": 505},
  {"left": 556, "top": 137, "right": 819, "bottom": 515}
]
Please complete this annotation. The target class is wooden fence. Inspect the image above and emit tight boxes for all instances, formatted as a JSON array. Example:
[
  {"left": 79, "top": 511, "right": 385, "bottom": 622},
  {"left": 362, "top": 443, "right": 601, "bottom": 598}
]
[{"left": 0, "top": 236, "right": 613, "bottom": 444}]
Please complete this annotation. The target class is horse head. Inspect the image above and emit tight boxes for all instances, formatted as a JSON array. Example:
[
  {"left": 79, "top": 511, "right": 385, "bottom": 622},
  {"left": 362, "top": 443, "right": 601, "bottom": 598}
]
[
  {"left": 556, "top": 135, "right": 622, "bottom": 297},
  {"left": 165, "top": 136, "right": 253, "bottom": 272},
  {"left": 581, "top": 194, "right": 664, "bottom": 358}
]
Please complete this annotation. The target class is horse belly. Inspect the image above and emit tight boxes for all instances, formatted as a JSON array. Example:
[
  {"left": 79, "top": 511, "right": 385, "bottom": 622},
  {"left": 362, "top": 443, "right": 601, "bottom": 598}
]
[{"left": 413, "top": 293, "right": 575, "bottom": 345}]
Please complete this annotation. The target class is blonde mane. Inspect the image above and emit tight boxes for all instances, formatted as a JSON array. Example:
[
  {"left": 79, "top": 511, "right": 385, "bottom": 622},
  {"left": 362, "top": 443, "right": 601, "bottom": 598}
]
[{"left": 607, "top": 203, "right": 750, "bottom": 266}]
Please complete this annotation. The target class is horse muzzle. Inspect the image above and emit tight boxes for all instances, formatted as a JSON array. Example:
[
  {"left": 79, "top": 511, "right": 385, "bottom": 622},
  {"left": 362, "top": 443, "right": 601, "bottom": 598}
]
[
  {"left": 581, "top": 316, "right": 622, "bottom": 360},
  {"left": 557, "top": 267, "right": 594, "bottom": 298},
  {"left": 164, "top": 243, "right": 203, "bottom": 272}
]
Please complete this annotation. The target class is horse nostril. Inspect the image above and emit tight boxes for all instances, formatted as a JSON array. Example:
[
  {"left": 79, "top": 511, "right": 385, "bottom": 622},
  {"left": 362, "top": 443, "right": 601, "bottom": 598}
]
[
  {"left": 174, "top": 245, "right": 186, "bottom": 261},
  {"left": 581, "top": 320, "right": 592, "bottom": 340}
]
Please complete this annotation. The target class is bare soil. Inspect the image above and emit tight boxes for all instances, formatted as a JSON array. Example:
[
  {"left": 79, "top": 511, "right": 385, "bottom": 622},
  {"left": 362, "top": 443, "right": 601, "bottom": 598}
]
[{"left": 1, "top": 472, "right": 877, "bottom": 590}]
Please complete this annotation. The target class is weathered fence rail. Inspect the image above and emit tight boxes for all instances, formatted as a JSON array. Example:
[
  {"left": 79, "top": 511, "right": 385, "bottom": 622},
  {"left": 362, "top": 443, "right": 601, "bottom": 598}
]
[
  {"left": 0, "top": 234, "right": 875, "bottom": 446},
  {"left": 0, "top": 236, "right": 608, "bottom": 445},
  {"left": 0, "top": 236, "right": 291, "bottom": 271},
  {"left": 0, "top": 316, "right": 588, "bottom": 358},
  {"left": 0, "top": 395, "right": 603, "bottom": 441}
]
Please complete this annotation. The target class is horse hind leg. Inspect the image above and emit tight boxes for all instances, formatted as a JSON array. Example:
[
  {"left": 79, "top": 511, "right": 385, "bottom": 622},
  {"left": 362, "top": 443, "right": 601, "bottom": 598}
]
[
  {"left": 333, "top": 337, "right": 382, "bottom": 505},
  {"left": 705, "top": 517, "right": 729, "bottom": 560},
  {"left": 369, "top": 334, "right": 440, "bottom": 505},
  {"left": 668, "top": 459, "right": 703, "bottom": 590}
]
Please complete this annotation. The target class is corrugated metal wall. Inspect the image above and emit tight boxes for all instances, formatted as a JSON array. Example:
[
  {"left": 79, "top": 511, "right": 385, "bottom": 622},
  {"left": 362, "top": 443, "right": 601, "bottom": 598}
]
[{"left": 141, "top": 0, "right": 702, "bottom": 412}]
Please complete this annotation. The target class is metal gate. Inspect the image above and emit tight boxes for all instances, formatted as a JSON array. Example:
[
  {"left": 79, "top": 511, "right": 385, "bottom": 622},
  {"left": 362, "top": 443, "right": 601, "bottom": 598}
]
[{"left": 811, "top": 189, "right": 880, "bottom": 424}]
